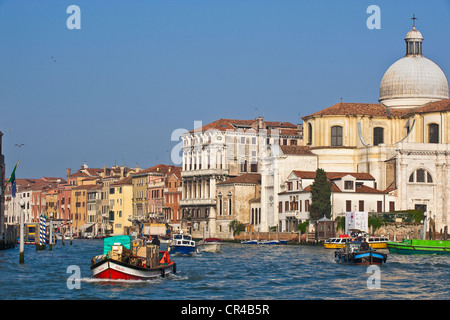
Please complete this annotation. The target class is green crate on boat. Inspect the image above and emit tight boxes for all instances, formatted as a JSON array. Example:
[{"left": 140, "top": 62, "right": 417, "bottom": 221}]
[{"left": 103, "top": 235, "right": 133, "bottom": 255}]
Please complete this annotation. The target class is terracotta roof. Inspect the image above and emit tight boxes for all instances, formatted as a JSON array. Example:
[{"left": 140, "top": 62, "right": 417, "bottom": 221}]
[
  {"left": 131, "top": 164, "right": 180, "bottom": 176},
  {"left": 216, "top": 173, "right": 261, "bottom": 185},
  {"left": 278, "top": 128, "right": 301, "bottom": 136},
  {"left": 280, "top": 145, "right": 315, "bottom": 156},
  {"left": 408, "top": 98, "right": 450, "bottom": 115},
  {"left": 355, "top": 185, "right": 387, "bottom": 194},
  {"left": 110, "top": 176, "right": 132, "bottom": 186},
  {"left": 302, "top": 102, "right": 411, "bottom": 119},
  {"left": 166, "top": 167, "right": 182, "bottom": 179},
  {"left": 68, "top": 172, "right": 90, "bottom": 178},
  {"left": 190, "top": 118, "right": 297, "bottom": 133},
  {"left": 291, "top": 170, "right": 375, "bottom": 180},
  {"left": 72, "top": 184, "right": 101, "bottom": 190},
  {"left": 302, "top": 182, "right": 342, "bottom": 193}
]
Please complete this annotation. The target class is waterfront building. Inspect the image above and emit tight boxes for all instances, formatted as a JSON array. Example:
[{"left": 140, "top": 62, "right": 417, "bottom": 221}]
[
  {"left": 86, "top": 184, "right": 102, "bottom": 236},
  {"left": 130, "top": 164, "right": 177, "bottom": 232},
  {"left": 5, "top": 179, "right": 42, "bottom": 224},
  {"left": 301, "top": 25, "right": 449, "bottom": 235},
  {"left": 109, "top": 176, "right": 133, "bottom": 235},
  {"left": 56, "top": 184, "right": 72, "bottom": 222},
  {"left": 215, "top": 173, "right": 261, "bottom": 239},
  {"left": 180, "top": 117, "right": 302, "bottom": 238},
  {"left": 259, "top": 145, "right": 318, "bottom": 233},
  {"left": 45, "top": 188, "right": 58, "bottom": 220},
  {"left": 163, "top": 167, "right": 183, "bottom": 232},
  {"left": 277, "top": 171, "right": 396, "bottom": 232},
  {"left": 70, "top": 185, "right": 88, "bottom": 234}
]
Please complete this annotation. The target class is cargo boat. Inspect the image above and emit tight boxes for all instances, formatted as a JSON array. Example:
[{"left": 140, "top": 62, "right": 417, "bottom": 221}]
[
  {"left": 387, "top": 239, "right": 450, "bottom": 254},
  {"left": 91, "top": 235, "right": 176, "bottom": 280}
]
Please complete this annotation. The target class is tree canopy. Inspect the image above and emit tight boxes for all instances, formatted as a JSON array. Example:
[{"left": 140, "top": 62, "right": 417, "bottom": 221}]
[{"left": 309, "top": 168, "right": 332, "bottom": 221}]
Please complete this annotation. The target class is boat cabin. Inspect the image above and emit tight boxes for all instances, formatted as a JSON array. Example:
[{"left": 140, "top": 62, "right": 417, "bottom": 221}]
[
  {"left": 326, "top": 237, "right": 353, "bottom": 244},
  {"left": 172, "top": 234, "right": 195, "bottom": 247}
]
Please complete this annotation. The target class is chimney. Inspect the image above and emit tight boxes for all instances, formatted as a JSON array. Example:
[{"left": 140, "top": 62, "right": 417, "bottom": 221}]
[
  {"left": 120, "top": 166, "right": 124, "bottom": 178},
  {"left": 103, "top": 165, "right": 107, "bottom": 177},
  {"left": 258, "top": 116, "right": 264, "bottom": 130},
  {"left": 66, "top": 168, "right": 71, "bottom": 178}
]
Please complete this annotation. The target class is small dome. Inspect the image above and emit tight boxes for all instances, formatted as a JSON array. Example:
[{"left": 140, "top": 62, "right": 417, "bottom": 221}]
[{"left": 405, "top": 27, "right": 423, "bottom": 41}]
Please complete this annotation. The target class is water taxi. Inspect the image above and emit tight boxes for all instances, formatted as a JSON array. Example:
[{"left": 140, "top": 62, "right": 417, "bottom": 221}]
[
  {"left": 91, "top": 235, "right": 176, "bottom": 280},
  {"left": 363, "top": 236, "right": 389, "bottom": 249},
  {"left": 324, "top": 236, "right": 388, "bottom": 249},
  {"left": 168, "top": 232, "right": 198, "bottom": 256},
  {"left": 324, "top": 236, "right": 354, "bottom": 249}
]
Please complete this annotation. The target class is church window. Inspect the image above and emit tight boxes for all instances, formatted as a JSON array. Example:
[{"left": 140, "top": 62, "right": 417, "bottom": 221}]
[
  {"left": 373, "top": 127, "right": 384, "bottom": 146},
  {"left": 308, "top": 123, "right": 313, "bottom": 145},
  {"left": 408, "top": 169, "right": 433, "bottom": 183},
  {"left": 331, "top": 126, "right": 343, "bottom": 146},
  {"left": 428, "top": 124, "right": 439, "bottom": 143}
]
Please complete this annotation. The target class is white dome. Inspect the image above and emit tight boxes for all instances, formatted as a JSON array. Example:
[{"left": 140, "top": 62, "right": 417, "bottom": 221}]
[{"left": 379, "top": 27, "right": 449, "bottom": 109}]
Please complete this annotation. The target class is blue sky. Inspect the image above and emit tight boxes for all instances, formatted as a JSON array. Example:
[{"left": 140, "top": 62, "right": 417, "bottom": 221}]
[{"left": 1, "top": 0, "right": 449, "bottom": 179}]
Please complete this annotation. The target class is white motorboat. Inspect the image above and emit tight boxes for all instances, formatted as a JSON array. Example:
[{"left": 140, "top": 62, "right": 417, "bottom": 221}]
[{"left": 198, "top": 238, "right": 223, "bottom": 253}]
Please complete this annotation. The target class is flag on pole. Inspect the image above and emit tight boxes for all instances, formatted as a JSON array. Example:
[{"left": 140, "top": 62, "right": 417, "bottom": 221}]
[{"left": 8, "top": 160, "right": 20, "bottom": 198}]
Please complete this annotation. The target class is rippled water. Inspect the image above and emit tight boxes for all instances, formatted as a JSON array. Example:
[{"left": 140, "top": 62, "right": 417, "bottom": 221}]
[{"left": 0, "top": 239, "right": 449, "bottom": 300}]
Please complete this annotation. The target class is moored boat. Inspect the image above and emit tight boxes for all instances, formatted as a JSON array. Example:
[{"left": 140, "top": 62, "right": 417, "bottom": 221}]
[
  {"left": 168, "top": 232, "right": 197, "bottom": 256},
  {"left": 90, "top": 235, "right": 176, "bottom": 280},
  {"left": 335, "top": 241, "right": 387, "bottom": 265},
  {"left": 387, "top": 239, "right": 450, "bottom": 254},
  {"left": 198, "top": 238, "right": 223, "bottom": 253},
  {"left": 324, "top": 235, "right": 354, "bottom": 249},
  {"left": 241, "top": 239, "right": 258, "bottom": 244}
]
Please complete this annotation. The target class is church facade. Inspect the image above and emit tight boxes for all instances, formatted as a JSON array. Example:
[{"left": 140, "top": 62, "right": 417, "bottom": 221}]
[{"left": 302, "top": 25, "right": 449, "bottom": 235}]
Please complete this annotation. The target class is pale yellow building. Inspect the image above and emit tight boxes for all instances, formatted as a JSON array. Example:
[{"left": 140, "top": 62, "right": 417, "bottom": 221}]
[{"left": 110, "top": 176, "right": 133, "bottom": 235}]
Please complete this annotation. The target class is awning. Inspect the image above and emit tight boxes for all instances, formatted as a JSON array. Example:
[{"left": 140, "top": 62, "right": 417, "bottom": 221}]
[{"left": 79, "top": 223, "right": 95, "bottom": 231}]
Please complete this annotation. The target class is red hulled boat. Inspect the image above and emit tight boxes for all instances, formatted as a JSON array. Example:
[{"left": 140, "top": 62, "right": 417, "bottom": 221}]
[{"left": 90, "top": 235, "right": 176, "bottom": 280}]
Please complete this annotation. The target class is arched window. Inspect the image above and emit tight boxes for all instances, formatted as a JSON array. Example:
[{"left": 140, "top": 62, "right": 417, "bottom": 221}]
[
  {"left": 428, "top": 123, "right": 439, "bottom": 143},
  {"left": 331, "top": 126, "right": 343, "bottom": 146},
  {"left": 307, "top": 123, "right": 313, "bottom": 145},
  {"left": 408, "top": 169, "right": 433, "bottom": 183},
  {"left": 373, "top": 127, "right": 384, "bottom": 146}
]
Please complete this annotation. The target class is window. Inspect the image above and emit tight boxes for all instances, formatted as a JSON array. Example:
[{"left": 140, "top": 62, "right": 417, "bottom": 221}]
[
  {"left": 377, "top": 201, "right": 382, "bottom": 212},
  {"left": 307, "top": 123, "right": 312, "bottom": 145},
  {"left": 344, "top": 181, "right": 354, "bottom": 190},
  {"left": 346, "top": 200, "right": 351, "bottom": 212},
  {"left": 373, "top": 127, "right": 384, "bottom": 146},
  {"left": 331, "top": 126, "right": 343, "bottom": 146},
  {"left": 359, "top": 200, "right": 364, "bottom": 211},
  {"left": 409, "top": 169, "right": 433, "bottom": 183},
  {"left": 305, "top": 200, "right": 310, "bottom": 212},
  {"left": 428, "top": 124, "right": 439, "bottom": 143}
]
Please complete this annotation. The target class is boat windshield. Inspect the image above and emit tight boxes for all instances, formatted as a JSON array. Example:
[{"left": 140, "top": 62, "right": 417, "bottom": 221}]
[
  {"left": 174, "top": 235, "right": 182, "bottom": 240},
  {"left": 183, "top": 235, "right": 192, "bottom": 240}
]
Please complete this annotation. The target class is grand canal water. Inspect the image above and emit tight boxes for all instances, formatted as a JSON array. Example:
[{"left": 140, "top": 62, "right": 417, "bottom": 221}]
[{"left": 0, "top": 239, "right": 449, "bottom": 300}]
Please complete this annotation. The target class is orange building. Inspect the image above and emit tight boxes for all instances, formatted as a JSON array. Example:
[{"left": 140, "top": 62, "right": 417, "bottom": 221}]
[{"left": 163, "top": 167, "right": 182, "bottom": 232}]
